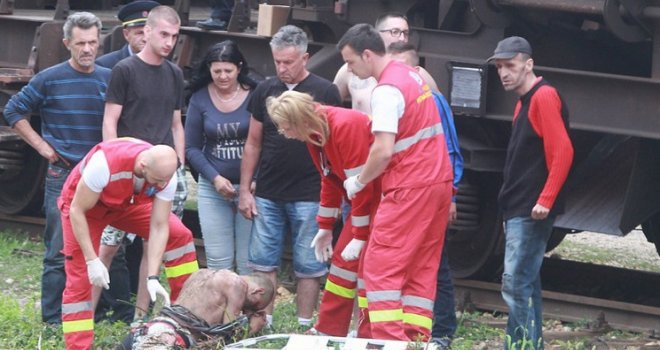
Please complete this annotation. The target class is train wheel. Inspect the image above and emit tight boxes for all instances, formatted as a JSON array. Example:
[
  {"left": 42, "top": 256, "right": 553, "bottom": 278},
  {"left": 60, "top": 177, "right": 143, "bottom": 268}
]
[
  {"left": 0, "top": 138, "right": 47, "bottom": 215},
  {"left": 446, "top": 170, "right": 505, "bottom": 279}
]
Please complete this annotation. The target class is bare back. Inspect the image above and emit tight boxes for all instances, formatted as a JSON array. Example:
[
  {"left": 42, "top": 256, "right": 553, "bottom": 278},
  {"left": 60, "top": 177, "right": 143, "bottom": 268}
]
[{"left": 176, "top": 269, "right": 247, "bottom": 325}]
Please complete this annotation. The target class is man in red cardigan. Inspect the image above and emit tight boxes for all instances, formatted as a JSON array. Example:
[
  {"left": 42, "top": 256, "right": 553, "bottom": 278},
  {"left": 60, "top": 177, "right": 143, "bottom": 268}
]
[{"left": 489, "top": 36, "right": 574, "bottom": 350}]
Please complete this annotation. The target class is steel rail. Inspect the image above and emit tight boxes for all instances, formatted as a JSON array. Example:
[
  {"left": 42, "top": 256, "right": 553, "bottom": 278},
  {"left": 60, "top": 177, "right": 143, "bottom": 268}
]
[{"left": 454, "top": 279, "right": 660, "bottom": 334}]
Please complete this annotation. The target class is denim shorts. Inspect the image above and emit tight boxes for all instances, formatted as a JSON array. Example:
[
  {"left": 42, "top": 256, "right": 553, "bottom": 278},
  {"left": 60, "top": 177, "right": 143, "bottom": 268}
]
[{"left": 248, "top": 196, "right": 328, "bottom": 278}]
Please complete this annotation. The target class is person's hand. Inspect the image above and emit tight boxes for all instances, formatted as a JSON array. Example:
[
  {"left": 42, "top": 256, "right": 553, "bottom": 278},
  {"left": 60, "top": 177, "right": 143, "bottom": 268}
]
[
  {"left": 37, "top": 140, "right": 58, "bottom": 163},
  {"left": 239, "top": 190, "right": 258, "bottom": 220},
  {"left": 343, "top": 175, "right": 365, "bottom": 200},
  {"left": 341, "top": 238, "right": 365, "bottom": 261},
  {"left": 86, "top": 258, "right": 109, "bottom": 289},
  {"left": 310, "top": 229, "right": 333, "bottom": 262},
  {"left": 147, "top": 279, "right": 171, "bottom": 306},
  {"left": 531, "top": 204, "right": 550, "bottom": 220},
  {"left": 448, "top": 202, "right": 457, "bottom": 224},
  {"left": 213, "top": 175, "right": 236, "bottom": 198},
  {"left": 248, "top": 310, "right": 267, "bottom": 335}
]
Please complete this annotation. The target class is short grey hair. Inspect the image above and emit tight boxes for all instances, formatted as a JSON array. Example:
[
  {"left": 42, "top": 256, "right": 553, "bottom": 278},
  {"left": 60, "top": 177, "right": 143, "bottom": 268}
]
[
  {"left": 270, "top": 25, "right": 308, "bottom": 54},
  {"left": 63, "top": 12, "right": 102, "bottom": 41}
]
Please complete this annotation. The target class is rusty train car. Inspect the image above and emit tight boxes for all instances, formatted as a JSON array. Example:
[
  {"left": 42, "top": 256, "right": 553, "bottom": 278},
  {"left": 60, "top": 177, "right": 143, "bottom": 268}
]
[{"left": 1, "top": 0, "right": 660, "bottom": 279}]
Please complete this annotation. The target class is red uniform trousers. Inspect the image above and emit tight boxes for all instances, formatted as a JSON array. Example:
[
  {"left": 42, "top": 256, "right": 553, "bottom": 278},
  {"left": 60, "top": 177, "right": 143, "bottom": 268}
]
[
  {"left": 314, "top": 217, "right": 371, "bottom": 338},
  {"left": 364, "top": 182, "right": 451, "bottom": 341},
  {"left": 60, "top": 203, "right": 198, "bottom": 350}
]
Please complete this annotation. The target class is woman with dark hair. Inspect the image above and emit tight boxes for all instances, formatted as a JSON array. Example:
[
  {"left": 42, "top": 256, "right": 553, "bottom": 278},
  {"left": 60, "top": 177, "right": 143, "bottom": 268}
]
[{"left": 185, "top": 40, "right": 257, "bottom": 274}]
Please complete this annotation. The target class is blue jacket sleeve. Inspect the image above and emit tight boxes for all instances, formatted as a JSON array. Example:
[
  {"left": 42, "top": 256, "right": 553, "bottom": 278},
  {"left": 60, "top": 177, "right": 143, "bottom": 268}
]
[{"left": 433, "top": 91, "right": 463, "bottom": 200}]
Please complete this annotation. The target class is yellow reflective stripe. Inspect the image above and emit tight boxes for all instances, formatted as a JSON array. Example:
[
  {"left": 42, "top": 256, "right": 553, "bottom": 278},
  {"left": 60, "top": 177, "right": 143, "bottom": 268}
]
[
  {"left": 325, "top": 279, "right": 356, "bottom": 299},
  {"left": 62, "top": 319, "right": 94, "bottom": 334},
  {"left": 403, "top": 312, "right": 433, "bottom": 330},
  {"left": 369, "top": 309, "right": 403, "bottom": 323},
  {"left": 165, "top": 260, "right": 199, "bottom": 279},
  {"left": 358, "top": 296, "right": 368, "bottom": 308}
]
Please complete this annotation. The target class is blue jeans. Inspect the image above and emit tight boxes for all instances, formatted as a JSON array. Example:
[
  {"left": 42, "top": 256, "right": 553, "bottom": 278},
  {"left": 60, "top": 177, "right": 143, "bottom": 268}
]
[
  {"left": 197, "top": 177, "right": 252, "bottom": 274},
  {"left": 210, "top": 0, "right": 235, "bottom": 21},
  {"left": 42, "top": 163, "right": 69, "bottom": 324},
  {"left": 502, "top": 216, "right": 554, "bottom": 350},
  {"left": 432, "top": 244, "right": 457, "bottom": 339},
  {"left": 248, "top": 197, "right": 327, "bottom": 277}
]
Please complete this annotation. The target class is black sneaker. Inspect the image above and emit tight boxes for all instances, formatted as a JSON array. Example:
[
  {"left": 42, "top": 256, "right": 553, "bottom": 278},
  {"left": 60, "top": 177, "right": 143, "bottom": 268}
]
[
  {"left": 431, "top": 336, "right": 452, "bottom": 350},
  {"left": 196, "top": 18, "right": 228, "bottom": 30}
]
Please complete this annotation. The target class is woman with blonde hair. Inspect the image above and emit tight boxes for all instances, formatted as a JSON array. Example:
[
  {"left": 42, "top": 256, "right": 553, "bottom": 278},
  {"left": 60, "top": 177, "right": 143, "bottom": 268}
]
[{"left": 266, "top": 90, "right": 380, "bottom": 338}]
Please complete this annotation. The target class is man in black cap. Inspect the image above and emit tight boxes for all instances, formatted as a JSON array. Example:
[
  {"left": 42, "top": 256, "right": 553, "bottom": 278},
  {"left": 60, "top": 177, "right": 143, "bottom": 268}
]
[
  {"left": 97, "top": 0, "right": 160, "bottom": 68},
  {"left": 488, "top": 36, "right": 573, "bottom": 350}
]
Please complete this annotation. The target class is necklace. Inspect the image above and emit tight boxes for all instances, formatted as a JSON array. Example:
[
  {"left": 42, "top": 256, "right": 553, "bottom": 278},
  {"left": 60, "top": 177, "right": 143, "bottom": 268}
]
[{"left": 212, "top": 84, "right": 240, "bottom": 103}]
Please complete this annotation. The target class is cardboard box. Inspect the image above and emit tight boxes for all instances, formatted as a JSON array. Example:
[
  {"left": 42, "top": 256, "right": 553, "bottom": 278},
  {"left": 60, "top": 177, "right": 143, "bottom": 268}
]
[{"left": 257, "top": 4, "right": 290, "bottom": 37}]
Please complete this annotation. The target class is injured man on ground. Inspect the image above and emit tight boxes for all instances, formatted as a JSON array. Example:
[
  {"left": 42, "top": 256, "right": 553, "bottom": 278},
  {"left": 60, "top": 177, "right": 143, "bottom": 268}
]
[{"left": 118, "top": 269, "right": 274, "bottom": 349}]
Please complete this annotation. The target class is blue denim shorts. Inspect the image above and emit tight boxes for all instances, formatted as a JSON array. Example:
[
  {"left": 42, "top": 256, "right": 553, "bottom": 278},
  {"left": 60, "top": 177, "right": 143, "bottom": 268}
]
[{"left": 248, "top": 197, "right": 328, "bottom": 278}]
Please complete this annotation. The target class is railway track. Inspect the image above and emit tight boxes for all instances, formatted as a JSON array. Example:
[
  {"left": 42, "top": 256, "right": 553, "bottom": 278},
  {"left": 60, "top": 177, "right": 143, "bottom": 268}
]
[
  {"left": 455, "top": 278, "right": 660, "bottom": 335},
  {"left": 2, "top": 213, "right": 659, "bottom": 336}
]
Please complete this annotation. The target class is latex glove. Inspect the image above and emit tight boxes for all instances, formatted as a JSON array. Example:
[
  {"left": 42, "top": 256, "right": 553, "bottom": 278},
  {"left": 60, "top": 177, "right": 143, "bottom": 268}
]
[
  {"left": 310, "top": 229, "right": 333, "bottom": 262},
  {"left": 343, "top": 175, "right": 366, "bottom": 200},
  {"left": 147, "top": 279, "right": 171, "bottom": 306},
  {"left": 341, "top": 238, "right": 366, "bottom": 261},
  {"left": 86, "top": 258, "right": 110, "bottom": 290}
]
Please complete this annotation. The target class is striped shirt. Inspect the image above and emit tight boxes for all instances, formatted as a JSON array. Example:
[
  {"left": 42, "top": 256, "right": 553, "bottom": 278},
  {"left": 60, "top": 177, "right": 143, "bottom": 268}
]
[{"left": 3, "top": 61, "right": 111, "bottom": 164}]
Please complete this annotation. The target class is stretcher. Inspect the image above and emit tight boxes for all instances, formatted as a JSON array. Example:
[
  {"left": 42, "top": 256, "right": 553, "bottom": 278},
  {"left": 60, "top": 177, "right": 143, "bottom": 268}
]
[{"left": 225, "top": 334, "right": 441, "bottom": 350}]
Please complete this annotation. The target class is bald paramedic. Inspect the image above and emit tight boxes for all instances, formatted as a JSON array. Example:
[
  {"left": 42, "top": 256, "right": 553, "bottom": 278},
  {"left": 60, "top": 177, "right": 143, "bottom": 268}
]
[{"left": 57, "top": 138, "right": 198, "bottom": 349}]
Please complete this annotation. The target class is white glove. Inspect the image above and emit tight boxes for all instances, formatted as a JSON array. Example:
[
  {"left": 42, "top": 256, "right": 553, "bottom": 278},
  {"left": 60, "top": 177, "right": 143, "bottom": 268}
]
[
  {"left": 310, "top": 229, "right": 333, "bottom": 263},
  {"left": 147, "top": 278, "right": 171, "bottom": 306},
  {"left": 341, "top": 238, "right": 366, "bottom": 261},
  {"left": 343, "top": 175, "right": 366, "bottom": 200},
  {"left": 86, "top": 258, "right": 110, "bottom": 289}
]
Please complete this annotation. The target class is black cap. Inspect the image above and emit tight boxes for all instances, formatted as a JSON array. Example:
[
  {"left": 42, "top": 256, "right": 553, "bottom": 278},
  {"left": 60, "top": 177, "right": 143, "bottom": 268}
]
[
  {"left": 117, "top": 1, "right": 161, "bottom": 27},
  {"left": 487, "top": 36, "right": 532, "bottom": 63}
]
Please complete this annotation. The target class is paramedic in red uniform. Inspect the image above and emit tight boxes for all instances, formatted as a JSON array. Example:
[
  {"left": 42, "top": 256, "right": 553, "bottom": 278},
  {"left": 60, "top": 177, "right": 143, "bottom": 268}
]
[
  {"left": 57, "top": 138, "right": 198, "bottom": 349},
  {"left": 337, "top": 23, "right": 453, "bottom": 341},
  {"left": 265, "top": 90, "right": 380, "bottom": 338}
]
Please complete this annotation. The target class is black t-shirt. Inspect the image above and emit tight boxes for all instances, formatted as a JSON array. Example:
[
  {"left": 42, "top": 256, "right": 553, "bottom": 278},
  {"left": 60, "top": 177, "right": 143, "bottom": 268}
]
[
  {"left": 248, "top": 73, "right": 341, "bottom": 201},
  {"left": 105, "top": 55, "right": 184, "bottom": 147}
]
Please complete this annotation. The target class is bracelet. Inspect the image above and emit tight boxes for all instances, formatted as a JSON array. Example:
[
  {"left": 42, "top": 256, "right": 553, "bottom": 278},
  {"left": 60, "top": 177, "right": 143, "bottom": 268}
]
[{"left": 147, "top": 275, "right": 160, "bottom": 281}]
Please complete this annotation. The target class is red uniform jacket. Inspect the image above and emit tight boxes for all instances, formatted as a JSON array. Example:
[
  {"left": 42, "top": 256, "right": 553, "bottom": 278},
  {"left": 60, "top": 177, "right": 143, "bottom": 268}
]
[
  {"left": 58, "top": 138, "right": 156, "bottom": 217},
  {"left": 308, "top": 106, "right": 378, "bottom": 241},
  {"left": 377, "top": 61, "right": 453, "bottom": 192}
]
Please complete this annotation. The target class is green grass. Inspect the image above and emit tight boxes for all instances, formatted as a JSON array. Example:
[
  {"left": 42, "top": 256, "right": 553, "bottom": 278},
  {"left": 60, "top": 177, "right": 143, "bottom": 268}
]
[
  {"left": 0, "top": 229, "right": 647, "bottom": 349},
  {"left": 0, "top": 230, "right": 307, "bottom": 349}
]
